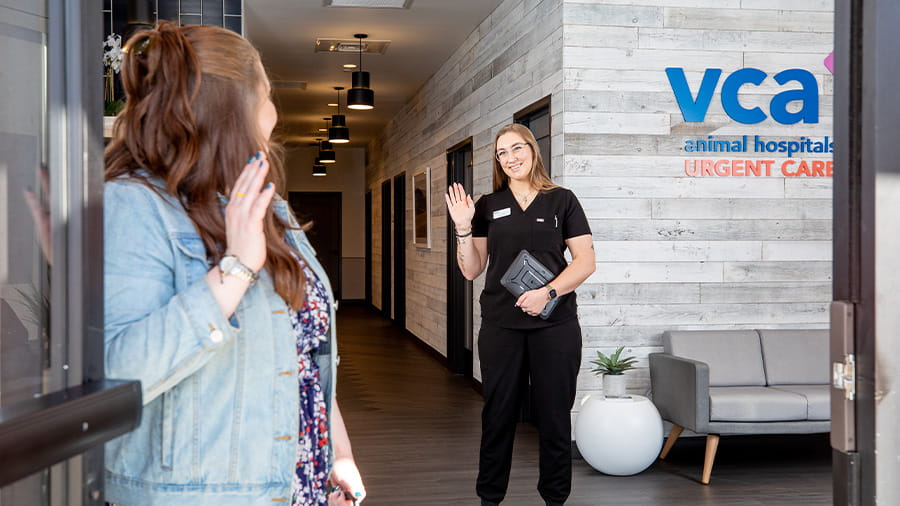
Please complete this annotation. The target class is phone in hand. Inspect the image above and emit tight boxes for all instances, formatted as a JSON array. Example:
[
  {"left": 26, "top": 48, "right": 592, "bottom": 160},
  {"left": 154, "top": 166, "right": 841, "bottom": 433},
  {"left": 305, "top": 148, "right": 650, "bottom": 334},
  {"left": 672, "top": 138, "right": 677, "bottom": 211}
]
[{"left": 331, "top": 485, "right": 358, "bottom": 504}]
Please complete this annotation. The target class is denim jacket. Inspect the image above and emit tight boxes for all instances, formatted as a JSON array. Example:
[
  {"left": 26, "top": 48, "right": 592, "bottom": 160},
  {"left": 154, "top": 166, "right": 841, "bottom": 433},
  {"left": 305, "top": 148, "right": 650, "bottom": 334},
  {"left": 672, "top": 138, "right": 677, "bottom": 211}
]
[{"left": 103, "top": 176, "right": 336, "bottom": 505}]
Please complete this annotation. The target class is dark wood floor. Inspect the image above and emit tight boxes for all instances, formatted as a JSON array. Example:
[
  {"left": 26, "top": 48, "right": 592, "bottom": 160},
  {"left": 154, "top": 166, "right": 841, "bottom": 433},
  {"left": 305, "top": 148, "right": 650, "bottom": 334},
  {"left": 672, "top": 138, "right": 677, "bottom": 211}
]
[{"left": 336, "top": 305, "right": 832, "bottom": 505}]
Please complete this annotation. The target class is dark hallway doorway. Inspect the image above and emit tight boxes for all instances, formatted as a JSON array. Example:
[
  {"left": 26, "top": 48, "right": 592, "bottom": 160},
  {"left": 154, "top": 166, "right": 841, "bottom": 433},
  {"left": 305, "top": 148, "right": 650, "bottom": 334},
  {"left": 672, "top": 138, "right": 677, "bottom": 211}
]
[
  {"left": 289, "top": 191, "right": 343, "bottom": 300},
  {"left": 365, "top": 191, "right": 372, "bottom": 305},
  {"left": 381, "top": 180, "right": 392, "bottom": 319},
  {"left": 446, "top": 140, "right": 474, "bottom": 378},
  {"left": 393, "top": 174, "right": 406, "bottom": 329}
]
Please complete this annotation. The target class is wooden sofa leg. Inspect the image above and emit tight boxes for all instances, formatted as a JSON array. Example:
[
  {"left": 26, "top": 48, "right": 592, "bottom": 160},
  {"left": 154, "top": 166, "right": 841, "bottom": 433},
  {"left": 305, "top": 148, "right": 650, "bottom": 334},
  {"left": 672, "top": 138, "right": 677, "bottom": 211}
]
[
  {"left": 701, "top": 434, "right": 720, "bottom": 485},
  {"left": 659, "top": 424, "right": 684, "bottom": 459}
]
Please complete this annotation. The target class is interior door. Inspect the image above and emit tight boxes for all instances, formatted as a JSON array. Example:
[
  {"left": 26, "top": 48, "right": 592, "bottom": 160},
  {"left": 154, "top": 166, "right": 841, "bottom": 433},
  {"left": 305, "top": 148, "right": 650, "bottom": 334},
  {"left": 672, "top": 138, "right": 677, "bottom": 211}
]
[
  {"left": 446, "top": 140, "right": 474, "bottom": 378},
  {"left": 393, "top": 175, "right": 406, "bottom": 328},
  {"left": 381, "top": 180, "right": 392, "bottom": 318},
  {"left": 288, "top": 192, "right": 343, "bottom": 300}
]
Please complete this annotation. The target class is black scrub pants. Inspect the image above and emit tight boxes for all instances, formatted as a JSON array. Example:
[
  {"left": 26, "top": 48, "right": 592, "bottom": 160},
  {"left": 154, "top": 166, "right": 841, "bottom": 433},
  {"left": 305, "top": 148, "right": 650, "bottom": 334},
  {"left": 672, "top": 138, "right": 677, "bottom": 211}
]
[{"left": 475, "top": 318, "right": 582, "bottom": 504}]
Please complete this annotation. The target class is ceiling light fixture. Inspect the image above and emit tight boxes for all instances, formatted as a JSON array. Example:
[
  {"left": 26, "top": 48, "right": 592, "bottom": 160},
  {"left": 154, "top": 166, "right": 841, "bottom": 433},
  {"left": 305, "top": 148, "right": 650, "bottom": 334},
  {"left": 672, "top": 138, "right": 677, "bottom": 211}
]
[
  {"left": 328, "top": 86, "right": 350, "bottom": 144},
  {"left": 317, "top": 132, "right": 336, "bottom": 163},
  {"left": 347, "top": 33, "right": 375, "bottom": 110},
  {"left": 312, "top": 163, "right": 327, "bottom": 176}
]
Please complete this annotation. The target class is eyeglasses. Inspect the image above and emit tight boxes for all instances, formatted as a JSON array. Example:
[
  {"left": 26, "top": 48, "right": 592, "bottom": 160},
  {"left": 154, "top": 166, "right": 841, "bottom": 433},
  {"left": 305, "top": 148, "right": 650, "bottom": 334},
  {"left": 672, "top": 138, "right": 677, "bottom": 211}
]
[{"left": 495, "top": 143, "right": 530, "bottom": 162}]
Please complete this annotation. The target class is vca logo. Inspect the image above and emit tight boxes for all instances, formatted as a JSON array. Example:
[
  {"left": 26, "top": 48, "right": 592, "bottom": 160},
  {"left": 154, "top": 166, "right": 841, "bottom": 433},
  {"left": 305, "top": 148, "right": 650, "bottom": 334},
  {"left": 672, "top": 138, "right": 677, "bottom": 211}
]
[{"left": 666, "top": 67, "right": 819, "bottom": 125}]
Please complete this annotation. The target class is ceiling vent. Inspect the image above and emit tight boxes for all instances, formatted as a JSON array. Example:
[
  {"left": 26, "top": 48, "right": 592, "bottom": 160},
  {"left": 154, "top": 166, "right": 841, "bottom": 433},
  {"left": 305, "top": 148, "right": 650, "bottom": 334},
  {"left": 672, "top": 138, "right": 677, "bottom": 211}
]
[
  {"left": 315, "top": 38, "right": 390, "bottom": 54},
  {"left": 323, "top": 0, "right": 412, "bottom": 8},
  {"left": 271, "top": 80, "right": 308, "bottom": 91}
]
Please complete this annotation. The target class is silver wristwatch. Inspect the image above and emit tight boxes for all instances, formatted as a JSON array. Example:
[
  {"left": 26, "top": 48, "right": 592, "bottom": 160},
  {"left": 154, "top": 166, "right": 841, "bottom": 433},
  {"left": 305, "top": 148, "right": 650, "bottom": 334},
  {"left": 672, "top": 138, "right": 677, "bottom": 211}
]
[{"left": 218, "top": 255, "right": 259, "bottom": 284}]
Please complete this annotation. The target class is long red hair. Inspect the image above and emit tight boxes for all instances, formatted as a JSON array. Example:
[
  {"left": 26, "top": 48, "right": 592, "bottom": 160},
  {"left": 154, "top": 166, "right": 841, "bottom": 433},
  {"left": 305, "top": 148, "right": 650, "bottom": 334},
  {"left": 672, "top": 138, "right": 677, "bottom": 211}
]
[{"left": 105, "top": 22, "right": 306, "bottom": 308}]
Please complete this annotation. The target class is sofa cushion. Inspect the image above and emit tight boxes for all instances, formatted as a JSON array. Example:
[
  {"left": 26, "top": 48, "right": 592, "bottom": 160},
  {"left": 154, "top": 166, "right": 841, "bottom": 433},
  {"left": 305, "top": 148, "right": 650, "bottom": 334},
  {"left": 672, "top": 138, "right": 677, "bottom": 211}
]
[
  {"left": 758, "top": 329, "right": 829, "bottom": 385},
  {"left": 771, "top": 385, "right": 830, "bottom": 420},
  {"left": 663, "top": 330, "right": 766, "bottom": 387},
  {"left": 709, "top": 386, "right": 807, "bottom": 422}
]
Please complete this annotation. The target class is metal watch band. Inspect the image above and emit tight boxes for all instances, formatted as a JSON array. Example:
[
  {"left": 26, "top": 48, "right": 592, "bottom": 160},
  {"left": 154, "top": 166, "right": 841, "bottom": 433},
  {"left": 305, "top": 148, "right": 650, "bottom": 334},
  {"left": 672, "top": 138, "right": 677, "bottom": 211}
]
[{"left": 219, "top": 255, "right": 260, "bottom": 284}]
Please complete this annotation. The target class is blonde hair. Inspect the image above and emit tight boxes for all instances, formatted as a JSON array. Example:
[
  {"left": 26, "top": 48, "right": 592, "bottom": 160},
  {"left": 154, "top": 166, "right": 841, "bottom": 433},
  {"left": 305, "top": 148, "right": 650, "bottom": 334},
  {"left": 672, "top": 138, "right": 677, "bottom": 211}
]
[{"left": 491, "top": 123, "right": 557, "bottom": 192}]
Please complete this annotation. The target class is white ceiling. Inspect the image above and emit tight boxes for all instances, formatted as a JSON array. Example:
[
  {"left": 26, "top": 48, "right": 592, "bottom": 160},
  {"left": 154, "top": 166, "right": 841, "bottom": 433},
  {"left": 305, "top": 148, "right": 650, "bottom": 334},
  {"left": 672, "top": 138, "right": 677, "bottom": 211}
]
[{"left": 245, "top": 0, "right": 505, "bottom": 148}]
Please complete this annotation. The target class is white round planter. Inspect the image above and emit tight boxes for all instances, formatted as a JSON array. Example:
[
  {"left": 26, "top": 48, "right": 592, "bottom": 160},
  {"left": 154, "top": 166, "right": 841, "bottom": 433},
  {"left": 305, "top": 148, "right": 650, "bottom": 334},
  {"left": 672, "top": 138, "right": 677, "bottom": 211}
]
[{"left": 574, "top": 394, "right": 664, "bottom": 476}]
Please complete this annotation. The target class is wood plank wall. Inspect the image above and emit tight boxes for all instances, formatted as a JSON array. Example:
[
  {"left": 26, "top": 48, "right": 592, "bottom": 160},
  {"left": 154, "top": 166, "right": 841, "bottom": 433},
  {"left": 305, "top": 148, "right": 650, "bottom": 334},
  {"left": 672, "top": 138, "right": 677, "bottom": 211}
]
[
  {"left": 366, "top": 0, "right": 834, "bottom": 430},
  {"left": 561, "top": 0, "right": 833, "bottom": 425}
]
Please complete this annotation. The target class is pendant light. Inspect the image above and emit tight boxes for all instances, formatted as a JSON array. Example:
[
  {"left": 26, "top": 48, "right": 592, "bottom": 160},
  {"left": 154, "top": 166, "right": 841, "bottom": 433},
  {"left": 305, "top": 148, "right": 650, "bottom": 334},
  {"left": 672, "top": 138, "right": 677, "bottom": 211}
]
[
  {"left": 319, "top": 119, "right": 336, "bottom": 163},
  {"left": 318, "top": 137, "right": 336, "bottom": 164},
  {"left": 347, "top": 33, "right": 374, "bottom": 110},
  {"left": 312, "top": 163, "right": 327, "bottom": 176},
  {"left": 328, "top": 86, "right": 350, "bottom": 143}
]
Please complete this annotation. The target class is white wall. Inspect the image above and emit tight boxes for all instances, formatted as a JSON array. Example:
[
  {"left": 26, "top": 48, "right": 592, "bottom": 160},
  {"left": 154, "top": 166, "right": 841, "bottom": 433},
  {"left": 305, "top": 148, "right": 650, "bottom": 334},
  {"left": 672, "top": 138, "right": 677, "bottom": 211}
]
[{"left": 285, "top": 146, "right": 367, "bottom": 300}]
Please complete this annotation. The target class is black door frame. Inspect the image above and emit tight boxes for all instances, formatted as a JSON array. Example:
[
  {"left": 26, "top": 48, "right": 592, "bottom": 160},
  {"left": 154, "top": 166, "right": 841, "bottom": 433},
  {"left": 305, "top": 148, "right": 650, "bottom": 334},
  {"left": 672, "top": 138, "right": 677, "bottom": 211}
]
[
  {"left": 393, "top": 174, "right": 406, "bottom": 329},
  {"left": 381, "top": 180, "right": 392, "bottom": 319},
  {"left": 833, "top": 1, "right": 900, "bottom": 504},
  {"left": 446, "top": 139, "right": 474, "bottom": 378},
  {"left": 365, "top": 191, "right": 372, "bottom": 306}
]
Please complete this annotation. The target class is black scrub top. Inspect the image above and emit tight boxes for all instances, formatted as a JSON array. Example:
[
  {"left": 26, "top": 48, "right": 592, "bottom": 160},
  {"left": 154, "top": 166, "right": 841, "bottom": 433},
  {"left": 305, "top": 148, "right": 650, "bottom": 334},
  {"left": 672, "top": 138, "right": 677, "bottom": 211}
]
[{"left": 472, "top": 186, "right": 592, "bottom": 329}]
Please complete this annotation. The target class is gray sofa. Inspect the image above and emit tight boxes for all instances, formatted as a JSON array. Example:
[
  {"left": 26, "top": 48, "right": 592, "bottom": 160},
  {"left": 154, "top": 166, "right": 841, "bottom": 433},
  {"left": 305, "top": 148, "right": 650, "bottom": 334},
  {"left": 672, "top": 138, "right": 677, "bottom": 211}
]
[{"left": 648, "top": 329, "right": 830, "bottom": 484}]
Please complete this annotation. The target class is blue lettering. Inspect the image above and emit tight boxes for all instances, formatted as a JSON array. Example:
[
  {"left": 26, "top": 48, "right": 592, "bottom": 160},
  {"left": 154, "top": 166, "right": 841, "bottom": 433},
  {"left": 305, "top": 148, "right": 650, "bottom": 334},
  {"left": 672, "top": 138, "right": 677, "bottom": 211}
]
[
  {"left": 668, "top": 67, "right": 821, "bottom": 124},
  {"left": 721, "top": 68, "right": 767, "bottom": 124},
  {"left": 770, "top": 69, "right": 819, "bottom": 124},
  {"left": 666, "top": 68, "right": 721, "bottom": 122}
]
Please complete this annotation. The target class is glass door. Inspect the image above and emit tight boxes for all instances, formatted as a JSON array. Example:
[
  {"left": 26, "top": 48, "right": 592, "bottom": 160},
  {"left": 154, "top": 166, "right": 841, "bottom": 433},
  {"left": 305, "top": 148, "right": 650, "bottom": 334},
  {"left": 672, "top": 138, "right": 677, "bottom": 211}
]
[
  {"left": 0, "top": 2, "right": 141, "bottom": 504},
  {"left": 1, "top": 1, "right": 53, "bottom": 503}
]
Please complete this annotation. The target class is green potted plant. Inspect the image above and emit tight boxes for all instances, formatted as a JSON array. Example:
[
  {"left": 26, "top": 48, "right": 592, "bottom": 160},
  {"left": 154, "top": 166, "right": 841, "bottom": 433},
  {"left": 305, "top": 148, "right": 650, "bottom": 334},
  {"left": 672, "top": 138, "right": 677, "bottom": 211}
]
[{"left": 590, "top": 346, "right": 638, "bottom": 398}]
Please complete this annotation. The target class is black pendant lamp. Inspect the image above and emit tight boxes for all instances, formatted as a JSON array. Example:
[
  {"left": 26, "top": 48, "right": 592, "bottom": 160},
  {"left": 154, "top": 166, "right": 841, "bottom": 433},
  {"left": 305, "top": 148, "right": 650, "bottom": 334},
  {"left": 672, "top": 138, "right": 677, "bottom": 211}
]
[
  {"left": 318, "top": 138, "right": 336, "bottom": 164},
  {"left": 328, "top": 86, "right": 350, "bottom": 144},
  {"left": 347, "top": 33, "right": 374, "bottom": 110},
  {"left": 312, "top": 154, "right": 327, "bottom": 176}
]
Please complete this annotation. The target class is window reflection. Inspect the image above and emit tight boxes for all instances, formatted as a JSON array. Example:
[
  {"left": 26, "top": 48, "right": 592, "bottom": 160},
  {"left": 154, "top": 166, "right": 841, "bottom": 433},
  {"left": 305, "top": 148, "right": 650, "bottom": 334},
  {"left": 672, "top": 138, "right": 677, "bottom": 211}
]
[{"left": 1, "top": 2, "right": 52, "bottom": 503}]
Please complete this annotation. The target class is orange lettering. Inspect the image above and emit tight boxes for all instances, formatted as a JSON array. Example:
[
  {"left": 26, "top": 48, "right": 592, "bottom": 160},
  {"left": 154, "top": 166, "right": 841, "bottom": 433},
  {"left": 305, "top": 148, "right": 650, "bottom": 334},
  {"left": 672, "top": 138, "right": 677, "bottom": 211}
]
[
  {"left": 811, "top": 160, "right": 825, "bottom": 176},
  {"left": 685, "top": 159, "right": 699, "bottom": 176},
  {"left": 781, "top": 160, "right": 796, "bottom": 176},
  {"left": 715, "top": 160, "right": 730, "bottom": 176}
]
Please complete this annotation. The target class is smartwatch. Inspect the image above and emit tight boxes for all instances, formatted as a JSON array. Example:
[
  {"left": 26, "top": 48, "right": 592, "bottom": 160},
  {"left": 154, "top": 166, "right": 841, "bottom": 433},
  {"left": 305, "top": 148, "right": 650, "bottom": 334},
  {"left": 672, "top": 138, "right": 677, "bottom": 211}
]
[
  {"left": 546, "top": 284, "right": 558, "bottom": 301},
  {"left": 218, "top": 254, "right": 259, "bottom": 284}
]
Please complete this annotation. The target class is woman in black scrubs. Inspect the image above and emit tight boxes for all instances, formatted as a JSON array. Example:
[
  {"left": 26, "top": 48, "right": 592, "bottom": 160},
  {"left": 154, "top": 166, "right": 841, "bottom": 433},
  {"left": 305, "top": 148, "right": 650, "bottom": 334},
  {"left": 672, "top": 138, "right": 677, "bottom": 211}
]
[{"left": 445, "top": 123, "right": 595, "bottom": 506}]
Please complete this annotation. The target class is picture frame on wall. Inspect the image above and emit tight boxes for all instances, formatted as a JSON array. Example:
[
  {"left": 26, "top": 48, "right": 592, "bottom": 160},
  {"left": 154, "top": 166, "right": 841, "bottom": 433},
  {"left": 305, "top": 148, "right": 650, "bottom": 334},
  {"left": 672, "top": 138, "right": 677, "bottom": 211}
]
[{"left": 412, "top": 167, "right": 431, "bottom": 249}]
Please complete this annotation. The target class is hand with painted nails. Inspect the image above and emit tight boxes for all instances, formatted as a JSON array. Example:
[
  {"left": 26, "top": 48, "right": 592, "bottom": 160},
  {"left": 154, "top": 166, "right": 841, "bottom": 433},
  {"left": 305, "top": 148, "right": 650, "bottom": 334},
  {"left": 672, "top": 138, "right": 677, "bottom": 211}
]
[
  {"left": 328, "top": 457, "right": 366, "bottom": 505},
  {"left": 224, "top": 151, "right": 276, "bottom": 272}
]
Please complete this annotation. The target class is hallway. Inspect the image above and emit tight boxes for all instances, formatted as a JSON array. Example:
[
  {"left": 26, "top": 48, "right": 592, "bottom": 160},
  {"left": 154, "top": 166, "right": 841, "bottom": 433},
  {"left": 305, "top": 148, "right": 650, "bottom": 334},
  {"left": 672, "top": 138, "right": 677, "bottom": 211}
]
[{"left": 335, "top": 305, "right": 832, "bottom": 506}]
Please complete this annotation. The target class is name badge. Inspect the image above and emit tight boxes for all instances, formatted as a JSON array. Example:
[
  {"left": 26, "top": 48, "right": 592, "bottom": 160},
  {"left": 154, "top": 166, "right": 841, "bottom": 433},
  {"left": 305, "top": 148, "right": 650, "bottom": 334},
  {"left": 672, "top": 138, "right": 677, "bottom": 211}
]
[{"left": 493, "top": 207, "right": 511, "bottom": 219}]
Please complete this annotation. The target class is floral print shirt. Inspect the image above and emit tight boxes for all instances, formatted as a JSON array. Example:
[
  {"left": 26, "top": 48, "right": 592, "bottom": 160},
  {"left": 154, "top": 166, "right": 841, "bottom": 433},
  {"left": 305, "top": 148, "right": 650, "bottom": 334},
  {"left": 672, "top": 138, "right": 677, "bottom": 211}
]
[{"left": 290, "top": 254, "right": 332, "bottom": 506}]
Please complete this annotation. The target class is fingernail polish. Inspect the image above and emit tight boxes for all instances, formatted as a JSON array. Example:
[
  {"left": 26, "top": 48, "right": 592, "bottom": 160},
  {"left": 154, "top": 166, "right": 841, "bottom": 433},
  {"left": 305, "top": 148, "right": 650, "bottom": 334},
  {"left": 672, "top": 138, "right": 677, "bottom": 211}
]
[
  {"left": 355, "top": 492, "right": 362, "bottom": 497},
  {"left": 248, "top": 155, "right": 256, "bottom": 164},
  {"left": 257, "top": 150, "right": 263, "bottom": 158},
  {"left": 265, "top": 182, "right": 273, "bottom": 189}
]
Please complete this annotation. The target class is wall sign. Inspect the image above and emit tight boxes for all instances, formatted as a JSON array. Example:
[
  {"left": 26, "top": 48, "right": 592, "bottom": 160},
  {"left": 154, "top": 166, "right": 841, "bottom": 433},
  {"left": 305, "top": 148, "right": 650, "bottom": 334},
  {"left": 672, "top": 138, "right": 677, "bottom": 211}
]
[{"left": 666, "top": 67, "right": 819, "bottom": 125}]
